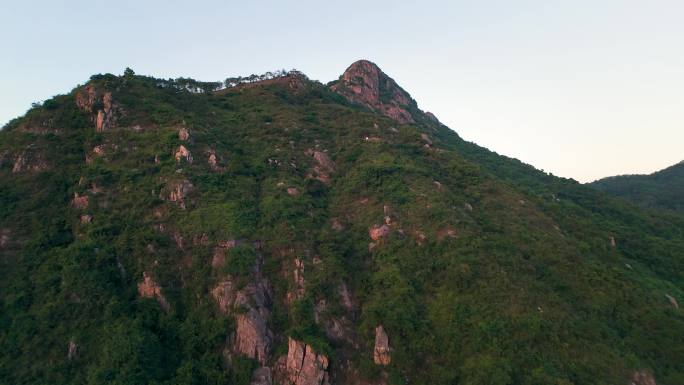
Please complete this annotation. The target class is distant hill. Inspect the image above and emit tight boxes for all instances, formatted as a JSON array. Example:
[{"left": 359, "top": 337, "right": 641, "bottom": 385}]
[{"left": 589, "top": 161, "right": 684, "bottom": 213}]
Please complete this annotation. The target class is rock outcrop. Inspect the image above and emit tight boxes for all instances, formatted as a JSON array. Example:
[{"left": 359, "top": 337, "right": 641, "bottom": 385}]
[
  {"left": 420, "top": 133, "right": 433, "bottom": 146},
  {"left": 234, "top": 305, "right": 272, "bottom": 365},
  {"left": 76, "top": 84, "right": 117, "bottom": 132},
  {"left": 211, "top": 239, "right": 238, "bottom": 269},
  {"left": 665, "top": 294, "right": 679, "bottom": 309},
  {"left": 178, "top": 127, "right": 190, "bottom": 141},
  {"left": 233, "top": 270, "right": 273, "bottom": 364},
  {"left": 630, "top": 370, "right": 657, "bottom": 385},
  {"left": 285, "top": 338, "right": 330, "bottom": 385},
  {"left": 164, "top": 179, "right": 193, "bottom": 208},
  {"left": 80, "top": 214, "right": 93, "bottom": 224},
  {"left": 314, "top": 300, "right": 354, "bottom": 344},
  {"left": 373, "top": 325, "right": 391, "bottom": 365},
  {"left": 286, "top": 258, "right": 306, "bottom": 304},
  {"left": 12, "top": 149, "right": 48, "bottom": 173},
  {"left": 369, "top": 225, "right": 391, "bottom": 241},
  {"left": 67, "top": 340, "right": 78, "bottom": 360},
  {"left": 0, "top": 229, "right": 10, "bottom": 248},
  {"left": 175, "top": 145, "right": 193, "bottom": 164},
  {"left": 437, "top": 227, "right": 457, "bottom": 240},
  {"left": 137, "top": 272, "right": 170, "bottom": 312},
  {"left": 207, "top": 151, "right": 223, "bottom": 171},
  {"left": 72, "top": 193, "right": 89, "bottom": 210},
  {"left": 212, "top": 250, "right": 273, "bottom": 365},
  {"left": 250, "top": 367, "right": 273, "bottom": 385},
  {"left": 313, "top": 151, "right": 335, "bottom": 173},
  {"left": 307, "top": 150, "right": 335, "bottom": 184},
  {"left": 330, "top": 60, "right": 417, "bottom": 124},
  {"left": 211, "top": 279, "right": 236, "bottom": 314},
  {"left": 425, "top": 111, "right": 441, "bottom": 124},
  {"left": 330, "top": 218, "right": 344, "bottom": 231},
  {"left": 338, "top": 282, "right": 354, "bottom": 311}
]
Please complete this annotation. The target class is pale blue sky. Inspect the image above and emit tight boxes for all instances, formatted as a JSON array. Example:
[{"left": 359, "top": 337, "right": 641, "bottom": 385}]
[{"left": 2, "top": 0, "right": 682, "bottom": 182}]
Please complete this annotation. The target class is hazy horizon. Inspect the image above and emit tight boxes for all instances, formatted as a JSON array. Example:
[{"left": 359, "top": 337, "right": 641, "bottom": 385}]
[{"left": 2, "top": 0, "right": 682, "bottom": 183}]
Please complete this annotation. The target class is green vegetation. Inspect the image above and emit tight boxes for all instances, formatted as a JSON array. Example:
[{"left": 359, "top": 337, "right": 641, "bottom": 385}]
[
  {"left": 0, "top": 68, "right": 682, "bottom": 385},
  {"left": 589, "top": 161, "right": 684, "bottom": 213}
]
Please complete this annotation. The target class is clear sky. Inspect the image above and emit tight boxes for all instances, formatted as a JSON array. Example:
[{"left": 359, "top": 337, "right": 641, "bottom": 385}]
[{"left": 2, "top": 0, "right": 682, "bottom": 182}]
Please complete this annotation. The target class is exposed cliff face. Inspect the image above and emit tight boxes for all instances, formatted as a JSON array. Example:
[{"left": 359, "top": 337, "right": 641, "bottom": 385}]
[
  {"left": 285, "top": 338, "right": 330, "bottom": 385},
  {"left": 212, "top": 249, "right": 273, "bottom": 366},
  {"left": 330, "top": 60, "right": 417, "bottom": 124},
  {"left": 76, "top": 84, "right": 118, "bottom": 132},
  {"left": 11, "top": 147, "right": 48, "bottom": 173}
]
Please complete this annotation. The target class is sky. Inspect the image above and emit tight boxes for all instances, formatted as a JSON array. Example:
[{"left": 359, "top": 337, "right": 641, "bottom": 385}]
[{"left": 1, "top": 0, "right": 682, "bottom": 183}]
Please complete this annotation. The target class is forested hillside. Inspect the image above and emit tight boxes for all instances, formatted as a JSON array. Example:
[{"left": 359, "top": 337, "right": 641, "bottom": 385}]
[{"left": 0, "top": 61, "right": 682, "bottom": 385}]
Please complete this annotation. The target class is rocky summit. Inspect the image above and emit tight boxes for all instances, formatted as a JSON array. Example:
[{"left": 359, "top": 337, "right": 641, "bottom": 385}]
[{"left": 0, "top": 60, "right": 683, "bottom": 385}]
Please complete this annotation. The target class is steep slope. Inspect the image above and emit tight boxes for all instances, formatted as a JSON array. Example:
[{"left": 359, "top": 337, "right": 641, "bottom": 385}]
[
  {"left": 0, "top": 62, "right": 682, "bottom": 385},
  {"left": 589, "top": 162, "right": 684, "bottom": 214}
]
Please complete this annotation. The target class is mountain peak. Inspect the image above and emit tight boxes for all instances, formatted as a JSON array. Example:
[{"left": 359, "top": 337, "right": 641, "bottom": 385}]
[{"left": 330, "top": 60, "right": 418, "bottom": 124}]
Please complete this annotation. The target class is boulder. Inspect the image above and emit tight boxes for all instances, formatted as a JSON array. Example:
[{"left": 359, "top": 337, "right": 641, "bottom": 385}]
[
  {"left": 307, "top": 150, "right": 335, "bottom": 184},
  {"left": 630, "top": 370, "right": 656, "bottom": 385},
  {"left": 80, "top": 214, "right": 93, "bottom": 224},
  {"left": 330, "top": 218, "right": 344, "bottom": 231},
  {"left": 92, "top": 145, "right": 106, "bottom": 156},
  {"left": 369, "top": 225, "right": 391, "bottom": 241},
  {"left": 175, "top": 145, "right": 193, "bottom": 164},
  {"left": 208, "top": 152, "right": 221, "bottom": 171},
  {"left": 72, "top": 193, "right": 89, "bottom": 210},
  {"left": 437, "top": 227, "right": 457, "bottom": 240},
  {"left": 373, "top": 325, "right": 391, "bottom": 366},
  {"left": 250, "top": 367, "right": 273, "bottom": 385},
  {"left": 313, "top": 151, "right": 335, "bottom": 173},
  {"left": 178, "top": 127, "right": 190, "bottom": 141}
]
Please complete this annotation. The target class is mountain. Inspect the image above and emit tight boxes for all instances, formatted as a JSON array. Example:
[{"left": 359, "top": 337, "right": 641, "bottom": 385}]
[
  {"left": 589, "top": 162, "right": 684, "bottom": 214},
  {"left": 1, "top": 61, "right": 683, "bottom": 385}
]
